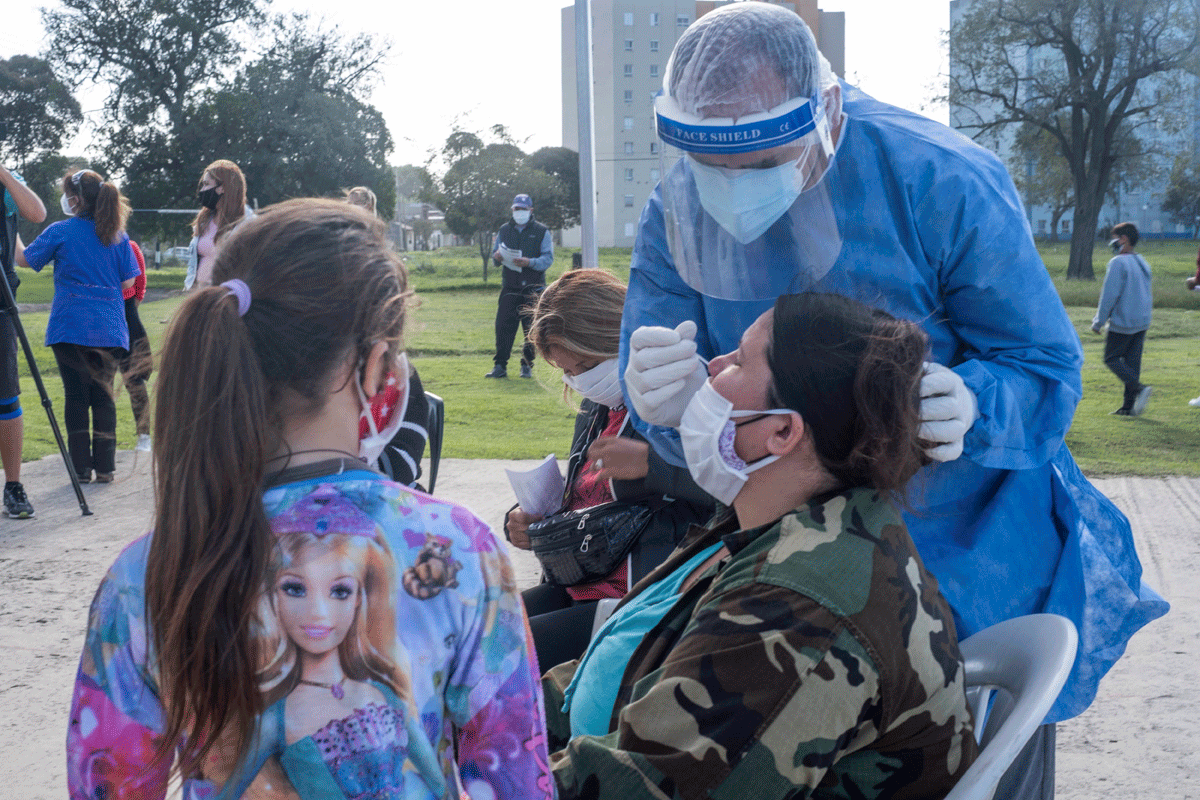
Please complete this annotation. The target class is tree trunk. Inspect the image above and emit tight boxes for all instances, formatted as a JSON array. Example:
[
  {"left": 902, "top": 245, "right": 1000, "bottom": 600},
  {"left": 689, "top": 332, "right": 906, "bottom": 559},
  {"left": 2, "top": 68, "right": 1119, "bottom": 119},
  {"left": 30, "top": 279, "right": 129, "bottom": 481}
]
[
  {"left": 1067, "top": 194, "right": 1102, "bottom": 280},
  {"left": 478, "top": 233, "right": 490, "bottom": 282}
]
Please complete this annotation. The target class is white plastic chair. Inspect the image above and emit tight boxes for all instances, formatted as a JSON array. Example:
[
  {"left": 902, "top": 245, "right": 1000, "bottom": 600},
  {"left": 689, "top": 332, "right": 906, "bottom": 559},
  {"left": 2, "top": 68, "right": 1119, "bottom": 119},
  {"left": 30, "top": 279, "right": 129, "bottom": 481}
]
[
  {"left": 944, "top": 613, "right": 1078, "bottom": 800},
  {"left": 590, "top": 597, "right": 621, "bottom": 640}
]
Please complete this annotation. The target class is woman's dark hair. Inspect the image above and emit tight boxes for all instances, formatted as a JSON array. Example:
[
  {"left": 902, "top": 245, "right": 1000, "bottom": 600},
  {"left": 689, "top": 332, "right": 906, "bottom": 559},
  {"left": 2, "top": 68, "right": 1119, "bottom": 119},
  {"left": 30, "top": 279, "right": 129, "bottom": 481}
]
[
  {"left": 62, "top": 169, "right": 131, "bottom": 245},
  {"left": 145, "top": 198, "right": 409, "bottom": 776},
  {"left": 767, "top": 292, "right": 930, "bottom": 495}
]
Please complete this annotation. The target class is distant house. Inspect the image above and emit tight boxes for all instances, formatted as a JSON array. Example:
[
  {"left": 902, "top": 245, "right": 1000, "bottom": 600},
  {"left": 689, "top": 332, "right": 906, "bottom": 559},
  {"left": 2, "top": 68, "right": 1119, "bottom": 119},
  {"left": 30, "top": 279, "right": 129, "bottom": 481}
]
[{"left": 393, "top": 201, "right": 459, "bottom": 250}]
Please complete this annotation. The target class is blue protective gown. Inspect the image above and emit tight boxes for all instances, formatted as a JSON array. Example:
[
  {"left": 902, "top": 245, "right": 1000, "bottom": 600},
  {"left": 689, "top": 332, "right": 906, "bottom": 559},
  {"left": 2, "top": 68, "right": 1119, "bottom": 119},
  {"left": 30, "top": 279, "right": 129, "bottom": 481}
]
[{"left": 619, "top": 84, "right": 1168, "bottom": 722}]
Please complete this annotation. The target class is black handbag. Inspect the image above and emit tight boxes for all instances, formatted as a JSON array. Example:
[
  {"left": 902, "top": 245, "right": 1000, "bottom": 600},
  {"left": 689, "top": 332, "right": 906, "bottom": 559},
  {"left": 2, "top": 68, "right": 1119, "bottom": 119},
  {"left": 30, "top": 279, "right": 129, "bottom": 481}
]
[{"left": 526, "top": 501, "right": 654, "bottom": 586}]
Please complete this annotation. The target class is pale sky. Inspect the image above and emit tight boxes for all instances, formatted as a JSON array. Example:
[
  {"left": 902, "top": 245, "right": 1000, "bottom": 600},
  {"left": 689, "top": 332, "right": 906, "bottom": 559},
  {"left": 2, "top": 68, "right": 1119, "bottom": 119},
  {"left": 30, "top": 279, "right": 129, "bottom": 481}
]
[{"left": 2, "top": 0, "right": 950, "bottom": 168}]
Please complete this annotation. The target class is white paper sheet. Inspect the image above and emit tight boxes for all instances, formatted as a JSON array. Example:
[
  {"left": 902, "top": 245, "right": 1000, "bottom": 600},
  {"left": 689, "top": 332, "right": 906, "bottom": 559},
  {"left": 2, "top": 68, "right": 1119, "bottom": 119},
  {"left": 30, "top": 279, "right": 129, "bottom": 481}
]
[
  {"left": 497, "top": 244, "right": 523, "bottom": 269},
  {"left": 505, "top": 454, "right": 565, "bottom": 517}
]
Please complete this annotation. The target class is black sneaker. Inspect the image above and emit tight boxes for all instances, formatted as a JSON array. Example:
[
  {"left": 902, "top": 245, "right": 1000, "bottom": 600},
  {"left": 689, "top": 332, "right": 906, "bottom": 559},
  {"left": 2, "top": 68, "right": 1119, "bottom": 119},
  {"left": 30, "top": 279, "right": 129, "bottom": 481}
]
[
  {"left": 520, "top": 364, "right": 533, "bottom": 379},
  {"left": 484, "top": 365, "right": 508, "bottom": 378},
  {"left": 1111, "top": 407, "right": 1131, "bottom": 416},
  {"left": 3, "top": 481, "right": 34, "bottom": 519}
]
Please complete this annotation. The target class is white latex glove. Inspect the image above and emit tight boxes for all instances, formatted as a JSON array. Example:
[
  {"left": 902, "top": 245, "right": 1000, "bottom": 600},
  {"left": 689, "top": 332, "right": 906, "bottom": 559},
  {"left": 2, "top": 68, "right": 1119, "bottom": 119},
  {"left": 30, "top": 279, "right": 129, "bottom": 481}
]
[
  {"left": 625, "top": 320, "right": 708, "bottom": 428},
  {"left": 919, "top": 362, "right": 979, "bottom": 463}
]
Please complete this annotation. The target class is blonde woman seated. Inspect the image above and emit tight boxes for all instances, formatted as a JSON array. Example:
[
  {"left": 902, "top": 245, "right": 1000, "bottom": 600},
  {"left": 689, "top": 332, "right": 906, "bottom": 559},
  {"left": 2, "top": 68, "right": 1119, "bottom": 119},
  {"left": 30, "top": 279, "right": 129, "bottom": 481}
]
[
  {"left": 505, "top": 269, "right": 714, "bottom": 669},
  {"left": 547, "top": 292, "right": 978, "bottom": 800}
]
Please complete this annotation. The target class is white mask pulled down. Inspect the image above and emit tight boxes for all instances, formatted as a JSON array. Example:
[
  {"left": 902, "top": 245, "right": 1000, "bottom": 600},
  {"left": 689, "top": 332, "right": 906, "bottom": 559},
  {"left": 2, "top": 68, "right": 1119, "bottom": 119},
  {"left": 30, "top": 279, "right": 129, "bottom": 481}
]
[
  {"left": 562, "top": 358, "right": 624, "bottom": 409},
  {"left": 356, "top": 352, "right": 410, "bottom": 465},
  {"left": 679, "top": 380, "right": 794, "bottom": 506},
  {"left": 512, "top": 209, "right": 531, "bottom": 225}
]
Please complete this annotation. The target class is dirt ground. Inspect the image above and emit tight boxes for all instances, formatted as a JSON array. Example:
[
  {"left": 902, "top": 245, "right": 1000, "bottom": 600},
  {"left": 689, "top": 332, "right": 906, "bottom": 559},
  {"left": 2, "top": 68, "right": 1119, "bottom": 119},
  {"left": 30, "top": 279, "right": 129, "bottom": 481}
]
[{"left": 0, "top": 451, "right": 1195, "bottom": 798}]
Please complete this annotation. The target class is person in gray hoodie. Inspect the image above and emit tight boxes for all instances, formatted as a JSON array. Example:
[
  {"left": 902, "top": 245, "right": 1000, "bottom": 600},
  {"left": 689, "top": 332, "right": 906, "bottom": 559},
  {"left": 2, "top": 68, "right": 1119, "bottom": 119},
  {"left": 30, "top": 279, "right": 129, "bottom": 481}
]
[{"left": 1093, "top": 221, "right": 1153, "bottom": 416}]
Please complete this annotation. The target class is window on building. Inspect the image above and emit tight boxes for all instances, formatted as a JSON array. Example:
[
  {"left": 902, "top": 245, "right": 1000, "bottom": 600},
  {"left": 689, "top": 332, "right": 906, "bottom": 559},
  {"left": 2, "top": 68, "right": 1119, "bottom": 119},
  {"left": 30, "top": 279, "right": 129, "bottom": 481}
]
[
  {"left": 624, "top": 12, "right": 634, "bottom": 25},
  {"left": 650, "top": 168, "right": 660, "bottom": 181},
  {"left": 625, "top": 222, "right": 636, "bottom": 237},
  {"left": 649, "top": 64, "right": 659, "bottom": 78},
  {"left": 625, "top": 168, "right": 634, "bottom": 182},
  {"left": 624, "top": 194, "right": 635, "bottom": 207},
  {"left": 624, "top": 141, "right": 634, "bottom": 154},
  {"left": 624, "top": 63, "right": 633, "bottom": 77},
  {"left": 1037, "top": 219, "right": 1046, "bottom": 233},
  {"left": 1061, "top": 220, "right": 1071, "bottom": 233},
  {"left": 677, "top": 14, "right": 689, "bottom": 26},
  {"left": 624, "top": 39, "right": 633, "bottom": 51},
  {"left": 650, "top": 142, "right": 659, "bottom": 154},
  {"left": 624, "top": 89, "right": 633, "bottom": 103},
  {"left": 649, "top": 12, "right": 659, "bottom": 26},
  {"left": 650, "top": 40, "right": 659, "bottom": 52},
  {"left": 624, "top": 116, "right": 634, "bottom": 130}
]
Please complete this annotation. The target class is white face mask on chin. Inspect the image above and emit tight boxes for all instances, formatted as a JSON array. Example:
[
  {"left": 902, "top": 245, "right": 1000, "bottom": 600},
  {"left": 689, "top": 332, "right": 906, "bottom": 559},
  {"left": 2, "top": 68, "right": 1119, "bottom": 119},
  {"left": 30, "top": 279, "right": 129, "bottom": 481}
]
[
  {"left": 562, "top": 358, "right": 624, "bottom": 408},
  {"left": 679, "top": 380, "right": 793, "bottom": 506}
]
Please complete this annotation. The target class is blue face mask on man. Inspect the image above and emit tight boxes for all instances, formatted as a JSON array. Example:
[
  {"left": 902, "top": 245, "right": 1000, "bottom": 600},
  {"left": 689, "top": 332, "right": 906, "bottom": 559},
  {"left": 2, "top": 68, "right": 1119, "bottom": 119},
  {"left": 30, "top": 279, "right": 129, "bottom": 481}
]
[{"left": 687, "top": 156, "right": 805, "bottom": 245}]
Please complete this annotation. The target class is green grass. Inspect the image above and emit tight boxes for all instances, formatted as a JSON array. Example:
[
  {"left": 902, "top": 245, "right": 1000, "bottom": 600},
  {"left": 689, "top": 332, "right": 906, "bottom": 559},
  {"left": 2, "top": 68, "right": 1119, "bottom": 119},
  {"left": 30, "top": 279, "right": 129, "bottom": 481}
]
[{"left": 9, "top": 241, "right": 1200, "bottom": 475}]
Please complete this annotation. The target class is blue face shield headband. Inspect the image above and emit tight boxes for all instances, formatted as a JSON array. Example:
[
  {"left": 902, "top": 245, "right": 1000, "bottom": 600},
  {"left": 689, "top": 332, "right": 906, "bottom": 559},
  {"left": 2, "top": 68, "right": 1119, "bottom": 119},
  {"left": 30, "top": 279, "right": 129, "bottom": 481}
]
[{"left": 654, "top": 93, "right": 832, "bottom": 157}]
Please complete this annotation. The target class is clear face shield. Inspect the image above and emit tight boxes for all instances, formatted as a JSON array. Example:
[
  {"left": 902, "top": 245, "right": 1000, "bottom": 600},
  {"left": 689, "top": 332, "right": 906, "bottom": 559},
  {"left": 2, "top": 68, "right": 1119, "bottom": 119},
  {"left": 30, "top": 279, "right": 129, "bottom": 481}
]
[{"left": 654, "top": 90, "right": 844, "bottom": 301}]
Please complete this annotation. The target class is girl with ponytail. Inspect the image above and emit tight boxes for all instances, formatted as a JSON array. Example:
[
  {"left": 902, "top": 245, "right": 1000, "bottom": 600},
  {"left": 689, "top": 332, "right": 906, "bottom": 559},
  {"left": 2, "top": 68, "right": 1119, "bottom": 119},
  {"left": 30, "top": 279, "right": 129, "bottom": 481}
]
[
  {"left": 16, "top": 169, "right": 139, "bottom": 483},
  {"left": 66, "top": 199, "right": 552, "bottom": 800}
]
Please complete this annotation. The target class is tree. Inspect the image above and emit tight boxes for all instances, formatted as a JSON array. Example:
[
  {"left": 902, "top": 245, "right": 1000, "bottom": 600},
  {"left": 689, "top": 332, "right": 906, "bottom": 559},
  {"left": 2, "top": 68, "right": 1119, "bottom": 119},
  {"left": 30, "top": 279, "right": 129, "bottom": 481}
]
[
  {"left": 0, "top": 56, "right": 82, "bottom": 170},
  {"left": 430, "top": 132, "right": 580, "bottom": 278},
  {"left": 1161, "top": 157, "right": 1200, "bottom": 236},
  {"left": 184, "top": 15, "right": 396, "bottom": 216},
  {"left": 949, "top": 0, "right": 1200, "bottom": 279},
  {"left": 526, "top": 146, "right": 581, "bottom": 231},
  {"left": 1008, "top": 124, "right": 1075, "bottom": 241}
]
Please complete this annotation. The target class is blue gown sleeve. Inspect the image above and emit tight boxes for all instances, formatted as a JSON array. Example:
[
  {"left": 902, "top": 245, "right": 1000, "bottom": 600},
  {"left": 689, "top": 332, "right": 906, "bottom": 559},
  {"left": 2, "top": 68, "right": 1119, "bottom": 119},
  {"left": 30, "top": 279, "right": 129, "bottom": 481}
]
[
  {"left": 618, "top": 187, "right": 709, "bottom": 469},
  {"left": 912, "top": 151, "right": 1083, "bottom": 471}
]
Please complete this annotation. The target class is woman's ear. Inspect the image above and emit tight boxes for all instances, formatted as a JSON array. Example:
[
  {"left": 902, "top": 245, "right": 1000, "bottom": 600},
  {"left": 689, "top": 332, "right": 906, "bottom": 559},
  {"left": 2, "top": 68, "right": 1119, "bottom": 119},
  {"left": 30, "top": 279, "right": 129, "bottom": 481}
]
[
  {"left": 765, "top": 411, "right": 806, "bottom": 457},
  {"left": 360, "top": 341, "right": 391, "bottom": 399}
]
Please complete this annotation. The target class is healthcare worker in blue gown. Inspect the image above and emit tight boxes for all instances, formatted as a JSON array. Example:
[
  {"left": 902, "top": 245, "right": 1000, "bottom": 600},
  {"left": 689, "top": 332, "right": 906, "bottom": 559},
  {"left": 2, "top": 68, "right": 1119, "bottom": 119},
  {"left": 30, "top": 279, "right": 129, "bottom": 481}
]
[{"left": 619, "top": 4, "right": 1168, "bottom": 798}]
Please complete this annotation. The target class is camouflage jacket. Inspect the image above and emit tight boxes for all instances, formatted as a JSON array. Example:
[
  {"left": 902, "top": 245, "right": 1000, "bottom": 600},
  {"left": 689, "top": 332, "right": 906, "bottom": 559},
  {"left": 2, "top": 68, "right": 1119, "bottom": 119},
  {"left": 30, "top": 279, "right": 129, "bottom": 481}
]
[{"left": 547, "top": 487, "right": 977, "bottom": 800}]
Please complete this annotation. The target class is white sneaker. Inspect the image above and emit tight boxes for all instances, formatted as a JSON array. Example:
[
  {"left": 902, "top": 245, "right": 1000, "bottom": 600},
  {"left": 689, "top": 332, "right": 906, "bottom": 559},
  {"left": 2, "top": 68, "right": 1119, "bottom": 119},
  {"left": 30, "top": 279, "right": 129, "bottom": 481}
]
[
  {"left": 136, "top": 434, "right": 152, "bottom": 452},
  {"left": 1189, "top": 396, "right": 1200, "bottom": 408}
]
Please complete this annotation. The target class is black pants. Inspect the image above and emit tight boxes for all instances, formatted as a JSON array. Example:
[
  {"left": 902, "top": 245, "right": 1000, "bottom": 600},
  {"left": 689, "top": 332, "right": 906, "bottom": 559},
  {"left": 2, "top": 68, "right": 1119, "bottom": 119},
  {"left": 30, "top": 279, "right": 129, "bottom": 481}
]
[
  {"left": 493, "top": 285, "right": 541, "bottom": 368},
  {"left": 51, "top": 343, "right": 122, "bottom": 477},
  {"left": 118, "top": 298, "right": 151, "bottom": 436},
  {"left": 1103, "top": 329, "right": 1147, "bottom": 410},
  {"left": 522, "top": 582, "right": 598, "bottom": 671}
]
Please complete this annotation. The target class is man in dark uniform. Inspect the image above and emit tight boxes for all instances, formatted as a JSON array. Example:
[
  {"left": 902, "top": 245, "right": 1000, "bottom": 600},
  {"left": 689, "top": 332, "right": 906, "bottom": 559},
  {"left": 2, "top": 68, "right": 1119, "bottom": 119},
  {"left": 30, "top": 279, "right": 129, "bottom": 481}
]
[{"left": 485, "top": 193, "right": 554, "bottom": 379}]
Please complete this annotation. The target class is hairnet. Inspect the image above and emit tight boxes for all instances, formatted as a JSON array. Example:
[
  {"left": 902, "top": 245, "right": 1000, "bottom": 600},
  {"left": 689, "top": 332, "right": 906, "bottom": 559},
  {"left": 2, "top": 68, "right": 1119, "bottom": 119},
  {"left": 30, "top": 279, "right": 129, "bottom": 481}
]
[{"left": 666, "top": 2, "right": 836, "bottom": 118}]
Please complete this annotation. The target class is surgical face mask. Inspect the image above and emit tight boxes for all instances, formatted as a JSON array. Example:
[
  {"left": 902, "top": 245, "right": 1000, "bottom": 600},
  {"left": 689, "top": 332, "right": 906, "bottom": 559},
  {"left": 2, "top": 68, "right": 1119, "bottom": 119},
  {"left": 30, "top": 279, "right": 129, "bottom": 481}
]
[
  {"left": 562, "top": 358, "right": 624, "bottom": 408},
  {"left": 199, "top": 186, "right": 221, "bottom": 210},
  {"left": 60, "top": 194, "right": 76, "bottom": 216},
  {"left": 512, "top": 209, "right": 531, "bottom": 225},
  {"left": 357, "top": 352, "right": 410, "bottom": 465},
  {"left": 679, "top": 380, "right": 794, "bottom": 506},
  {"left": 687, "top": 155, "right": 805, "bottom": 245},
  {"left": 1109, "top": 238, "right": 1122, "bottom": 254}
]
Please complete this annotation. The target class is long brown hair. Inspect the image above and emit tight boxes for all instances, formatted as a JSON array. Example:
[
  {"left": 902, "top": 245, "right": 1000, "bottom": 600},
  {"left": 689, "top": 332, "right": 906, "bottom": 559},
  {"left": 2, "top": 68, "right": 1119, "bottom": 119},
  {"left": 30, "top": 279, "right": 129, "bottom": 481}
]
[
  {"left": 767, "top": 292, "right": 930, "bottom": 495},
  {"left": 62, "top": 169, "right": 131, "bottom": 245},
  {"left": 191, "top": 159, "right": 249, "bottom": 239},
  {"left": 146, "top": 198, "right": 409, "bottom": 776}
]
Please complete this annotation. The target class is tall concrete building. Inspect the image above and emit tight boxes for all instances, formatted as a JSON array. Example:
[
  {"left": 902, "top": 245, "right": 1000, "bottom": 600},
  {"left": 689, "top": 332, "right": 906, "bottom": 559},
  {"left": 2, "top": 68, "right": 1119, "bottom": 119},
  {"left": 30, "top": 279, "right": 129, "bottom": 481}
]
[{"left": 562, "top": 0, "right": 845, "bottom": 247}]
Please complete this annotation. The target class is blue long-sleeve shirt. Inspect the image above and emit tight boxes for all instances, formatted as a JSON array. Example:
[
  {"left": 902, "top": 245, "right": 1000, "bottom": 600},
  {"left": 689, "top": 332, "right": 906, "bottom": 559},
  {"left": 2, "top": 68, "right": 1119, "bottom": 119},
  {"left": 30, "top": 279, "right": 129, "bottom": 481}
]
[{"left": 1093, "top": 253, "right": 1152, "bottom": 334}]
